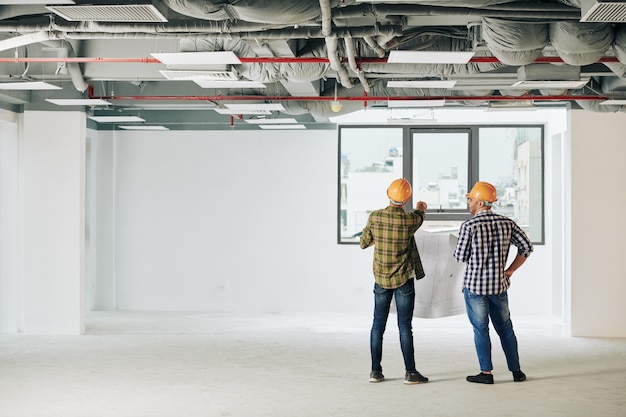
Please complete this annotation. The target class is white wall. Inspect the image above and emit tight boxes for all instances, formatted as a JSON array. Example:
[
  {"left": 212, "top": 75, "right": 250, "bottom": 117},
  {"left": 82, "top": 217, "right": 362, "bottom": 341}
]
[
  {"left": 87, "top": 132, "right": 116, "bottom": 311},
  {"left": 0, "top": 109, "right": 18, "bottom": 332},
  {"left": 92, "top": 129, "right": 373, "bottom": 313},
  {"left": 19, "top": 111, "right": 86, "bottom": 334},
  {"left": 4, "top": 107, "right": 623, "bottom": 336},
  {"left": 91, "top": 124, "right": 559, "bottom": 317},
  {"left": 570, "top": 110, "right": 626, "bottom": 337}
]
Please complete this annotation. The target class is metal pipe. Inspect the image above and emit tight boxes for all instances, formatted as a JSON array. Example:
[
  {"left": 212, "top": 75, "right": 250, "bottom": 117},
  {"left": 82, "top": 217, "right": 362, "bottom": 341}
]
[
  {"left": 0, "top": 56, "right": 620, "bottom": 64},
  {"left": 88, "top": 93, "right": 607, "bottom": 102},
  {"left": 333, "top": 3, "right": 581, "bottom": 21}
]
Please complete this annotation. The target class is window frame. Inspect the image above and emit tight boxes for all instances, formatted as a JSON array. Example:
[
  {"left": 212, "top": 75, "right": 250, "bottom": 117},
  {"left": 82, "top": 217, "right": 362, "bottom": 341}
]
[{"left": 337, "top": 124, "right": 544, "bottom": 245}]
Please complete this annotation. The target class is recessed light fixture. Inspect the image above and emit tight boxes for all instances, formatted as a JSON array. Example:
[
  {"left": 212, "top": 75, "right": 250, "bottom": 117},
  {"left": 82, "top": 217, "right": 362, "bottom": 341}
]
[
  {"left": 599, "top": 99, "right": 626, "bottom": 105},
  {"left": 387, "top": 50, "right": 474, "bottom": 64},
  {"left": 388, "top": 99, "right": 446, "bottom": 108},
  {"left": 224, "top": 103, "right": 285, "bottom": 111},
  {"left": 151, "top": 51, "right": 241, "bottom": 65},
  {"left": 46, "top": 98, "right": 111, "bottom": 106},
  {"left": 194, "top": 80, "right": 266, "bottom": 89},
  {"left": 510, "top": 79, "right": 590, "bottom": 89},
  {"left": 88, "top": 116, "right": 145, "bottom": 123},
  {"left": 244, "top": 118, "right": 298, "bottom": 124},
  {"left": 258, "top": 124, "right": 306, "bottom": 129},
  {"left": 118, "top": 125, "right": 169, "bottom": 130},
  {"left": 0, "top": 81, "right": 62, "bottom": 90},
  {"left": 387, "top": 80, "right": 457, "bottom": 89}
]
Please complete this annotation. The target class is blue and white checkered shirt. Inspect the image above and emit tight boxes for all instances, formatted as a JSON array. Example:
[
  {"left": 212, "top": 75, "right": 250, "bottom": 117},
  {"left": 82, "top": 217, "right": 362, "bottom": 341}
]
[{"left": 454, "top": 210, "right": 533, "bottom": 295}]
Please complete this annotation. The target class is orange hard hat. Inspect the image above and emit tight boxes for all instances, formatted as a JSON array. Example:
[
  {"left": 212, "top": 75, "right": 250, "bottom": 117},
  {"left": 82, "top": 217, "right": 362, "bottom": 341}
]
[
  {"left": 466, "top": 181, "right": 497, "bottom": 203},
  {"left": 387, "top": 178, "right": 412, "bottom": 205}
]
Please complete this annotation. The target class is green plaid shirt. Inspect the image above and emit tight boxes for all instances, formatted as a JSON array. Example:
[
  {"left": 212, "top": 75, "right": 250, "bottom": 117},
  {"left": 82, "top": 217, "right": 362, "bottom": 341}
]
[{"left": 360, "top": 205, "right": 426, "bottom": 289}]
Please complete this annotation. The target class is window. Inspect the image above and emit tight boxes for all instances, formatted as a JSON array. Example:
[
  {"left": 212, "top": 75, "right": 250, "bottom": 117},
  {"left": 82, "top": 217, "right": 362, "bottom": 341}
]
[
  {"left": 478, "top": 126, "right": 544, "bottom": 243},
  {"left": 339, "top": 128, "right": 403, "bottom": 241},
  {"left": 338, "top": 125, "right": 544, "bottom": 244}
]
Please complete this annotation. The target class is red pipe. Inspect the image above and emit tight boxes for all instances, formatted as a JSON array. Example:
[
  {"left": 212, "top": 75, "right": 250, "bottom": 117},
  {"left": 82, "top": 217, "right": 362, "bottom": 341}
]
[{"left": 0, "top": 56, "right": 620, "bottom": 64}]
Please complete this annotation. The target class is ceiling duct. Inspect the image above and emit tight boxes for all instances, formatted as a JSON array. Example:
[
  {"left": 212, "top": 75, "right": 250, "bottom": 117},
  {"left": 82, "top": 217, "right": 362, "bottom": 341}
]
[
  {"left": 46, "top": 2, "right": 168, "bottom": 22},
  {"left": 580, "top": 0, "right": 626, "bottom": 22},
  {"left": 513, "top": 63, "right": 588, "bottom": 89}
]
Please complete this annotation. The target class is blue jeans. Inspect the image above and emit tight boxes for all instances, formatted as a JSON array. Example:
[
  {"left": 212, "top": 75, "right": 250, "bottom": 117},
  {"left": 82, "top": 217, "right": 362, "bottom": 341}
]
[
  {"left": 370, "top": 278, "right": 416, "bottom": 373},
  {"left": 463, "top": 288, "right": 521, "bottom": 372}
]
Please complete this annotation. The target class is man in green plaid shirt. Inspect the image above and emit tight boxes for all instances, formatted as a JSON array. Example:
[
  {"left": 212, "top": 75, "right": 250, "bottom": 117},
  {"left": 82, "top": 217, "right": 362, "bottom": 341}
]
[{"left": 360, "top": 178, "right": 429, "bottom": 385}]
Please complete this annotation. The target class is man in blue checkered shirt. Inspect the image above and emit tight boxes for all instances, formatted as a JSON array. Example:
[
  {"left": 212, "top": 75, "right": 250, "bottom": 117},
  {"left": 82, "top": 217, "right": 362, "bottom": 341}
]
[{"left": 454, "top": 181, "right": 533, "bottom": 385}]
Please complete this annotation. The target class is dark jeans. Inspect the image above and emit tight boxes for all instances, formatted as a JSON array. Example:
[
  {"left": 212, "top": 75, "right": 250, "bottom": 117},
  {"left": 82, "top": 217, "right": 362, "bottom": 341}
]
[
  {"left": 463, "top": 288, "right": 521, "bottom": 372},
  {"left": 370, "top": 278, "right": 416, "bottom": 373}
]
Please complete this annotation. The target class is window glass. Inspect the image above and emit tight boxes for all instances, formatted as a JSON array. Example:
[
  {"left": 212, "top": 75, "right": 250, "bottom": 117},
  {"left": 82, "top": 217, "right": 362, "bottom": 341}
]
[
  {"left": 339, "top": 128, "right": 403, "bottom": 243},
  {"left": 479, "top": 126, "right": 543, "bottom": 243},
  {"left": 412, "top": 131, "right": 469, "bottom": 211}
]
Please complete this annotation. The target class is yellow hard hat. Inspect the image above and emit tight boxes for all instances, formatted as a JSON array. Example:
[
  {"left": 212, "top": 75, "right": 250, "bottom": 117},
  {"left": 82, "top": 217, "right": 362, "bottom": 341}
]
[
  {"left": 387, "top": 178, "right": 412, "bottom": 205},
  {"left": 466, "top": 181, "right": 497, "bottom": 203}
]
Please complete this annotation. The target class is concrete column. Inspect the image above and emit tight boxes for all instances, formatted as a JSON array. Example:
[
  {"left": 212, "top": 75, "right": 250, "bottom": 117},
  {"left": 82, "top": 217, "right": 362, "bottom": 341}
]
[
  {"left": 0, "top": 110, "right": 19, "bottom": 332},
  {"left": 18, "top": 111, "right": 86, "bottom": 334},
  {"left": 570, "top": 109, "right": 626, "bottom": 337}
]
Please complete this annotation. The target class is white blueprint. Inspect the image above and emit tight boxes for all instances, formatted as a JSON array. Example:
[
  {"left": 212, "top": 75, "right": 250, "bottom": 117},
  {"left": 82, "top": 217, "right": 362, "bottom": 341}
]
[{"left": 413, "top": 230, "right": 466, "bottom": 318}]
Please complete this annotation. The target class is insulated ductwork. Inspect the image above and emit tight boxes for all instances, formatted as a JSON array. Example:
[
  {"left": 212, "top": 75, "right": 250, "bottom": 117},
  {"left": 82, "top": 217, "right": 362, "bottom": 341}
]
[
  {"left": 40, "top": 39, "right": 88, "bottom": 92},
  {"left": 0, "top": 0, "right": 625, "bottom": 121},
  {"left": 482, "top": 18, "right": 549, "bottom": 65}
]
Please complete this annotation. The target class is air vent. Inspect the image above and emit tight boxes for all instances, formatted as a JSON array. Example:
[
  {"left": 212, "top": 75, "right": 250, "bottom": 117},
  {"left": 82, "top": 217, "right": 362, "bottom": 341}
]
[
  {"left": 46, "top": 4, "right": 168, "bottom": 22},
  {"left": 581, "top": 0, "right": 626, "bottom": 22},
  {"left": 159, "top": 70, "right": 238, "bottom": 81}
]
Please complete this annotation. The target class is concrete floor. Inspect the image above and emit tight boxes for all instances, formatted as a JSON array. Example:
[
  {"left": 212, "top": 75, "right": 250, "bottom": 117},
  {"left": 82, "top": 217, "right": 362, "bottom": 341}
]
[{"left": 0, "top": 311, "right": 624, "bottom": 417}]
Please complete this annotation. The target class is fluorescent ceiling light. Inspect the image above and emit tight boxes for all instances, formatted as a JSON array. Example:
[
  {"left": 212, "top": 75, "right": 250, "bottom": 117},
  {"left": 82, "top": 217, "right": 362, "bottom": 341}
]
[
  {"left": 244, "top": 118, "right": 298, "bottom": 124},
  {"left": 121, "top": 103, "right": 217, "bottom": 110},
  {"left": 88, "top": 116, "right": 145, "bottom": 123},
  {"left": 151, "top": 51, "right": 241, "bottom": 65},
  {"left": 258, "top": 124, "right": 306, "bottom": 129},
  {"left": 194, "top": 80, "right": 266, "bottom": 89},
  {"left": 510, "top": 79, "right": 590, "bottom": 89},
  {"left": 224, "top": 103, "right": 285, "bottom": 111},
  {"left": 387, "top": 50, "right": 474, "bottom": 64},
  {"left": 119, "top": 125, "right": 169, "bottom": 130},
  {"left": 599, "top": 100, "right": 626, "bottom": 105},
  {"left": 214, "top": 109, "right": 272, "bottom": 115},
  {"left": 388, "top": 80, "right": 457, "bottom": 89},
  {"left": 388, "top": 99, "right": 446, "bottom": 108},
  {"left": 160, "top": 70, "right": 238, "bottom": 81},
  {"left": 0, "top": 32, "right": 55, "bottom": 52},
  {"left": 0, "top": 81, "right": 62, "bottom": 90},
  {"left": 46, "top": 98, "right": 111, "bottom": 106}
]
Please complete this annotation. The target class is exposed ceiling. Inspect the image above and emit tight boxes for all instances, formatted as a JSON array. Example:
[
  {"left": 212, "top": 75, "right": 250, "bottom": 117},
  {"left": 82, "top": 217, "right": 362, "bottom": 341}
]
[{"left": 1, "top": 0, "right": 626, "bottom": 130}]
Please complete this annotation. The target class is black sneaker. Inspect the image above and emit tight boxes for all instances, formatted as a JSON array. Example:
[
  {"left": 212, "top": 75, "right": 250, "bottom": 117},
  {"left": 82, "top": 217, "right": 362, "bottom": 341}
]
[
  {"left": 369, "top": 370, "right": 384, "bottom": 383},
  {"left": 404, "top": 371, "right": 429, "bottom": 384},
  {"left": 466, "top": 372, "right": 494, "bottom": 384},
  {"left": 512, "top": 370, "right": 526, "bottom": 382}
]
